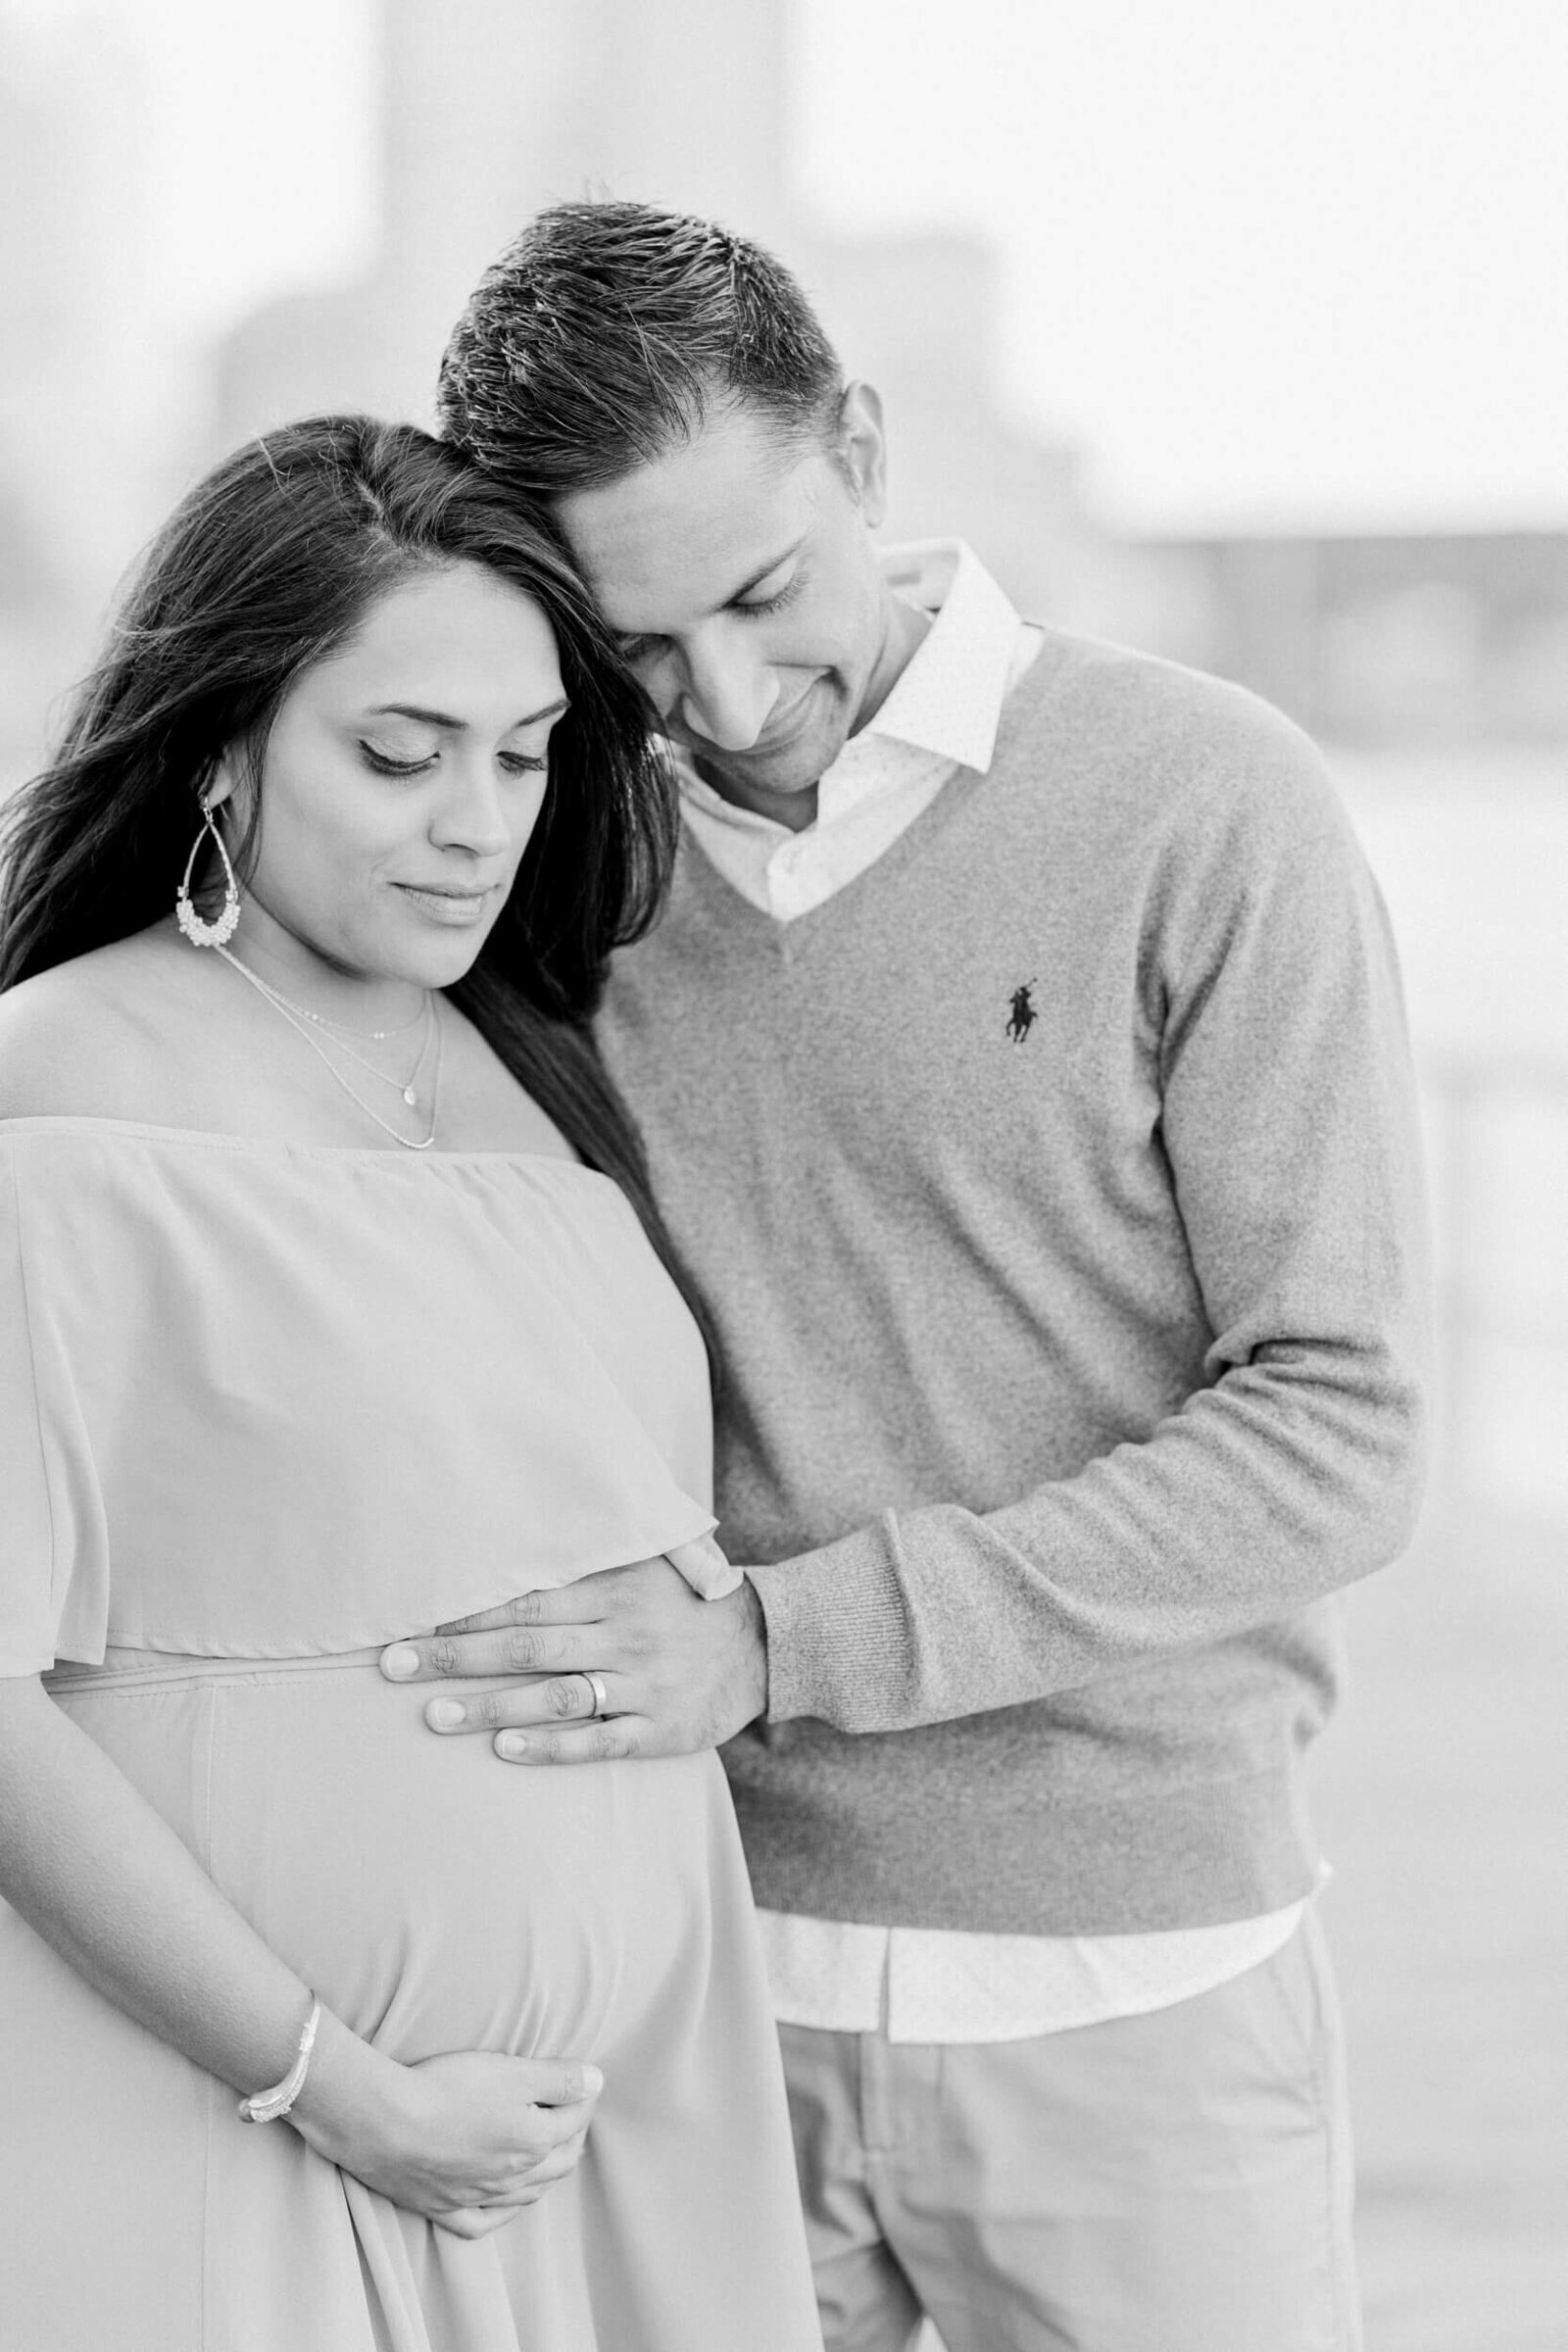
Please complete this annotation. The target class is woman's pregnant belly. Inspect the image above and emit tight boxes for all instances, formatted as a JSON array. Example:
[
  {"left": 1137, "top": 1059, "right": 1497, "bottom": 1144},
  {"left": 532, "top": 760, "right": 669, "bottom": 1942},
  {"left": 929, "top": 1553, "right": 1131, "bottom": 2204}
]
[{"left": 49, "top": 1649, "right": 738, "bottom": 2071}]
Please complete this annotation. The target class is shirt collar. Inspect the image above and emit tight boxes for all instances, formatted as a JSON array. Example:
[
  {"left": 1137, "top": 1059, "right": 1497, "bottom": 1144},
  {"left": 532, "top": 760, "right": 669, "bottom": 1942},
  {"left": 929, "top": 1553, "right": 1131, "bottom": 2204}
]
[{"left": 862, "top": 539, "right": 1022, "bottom": 772}]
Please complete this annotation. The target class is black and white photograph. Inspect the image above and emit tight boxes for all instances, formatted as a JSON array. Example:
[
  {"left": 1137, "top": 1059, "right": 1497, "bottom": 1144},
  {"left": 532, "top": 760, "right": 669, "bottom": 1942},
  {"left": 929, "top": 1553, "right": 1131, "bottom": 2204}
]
[{"left": 1, "top": 4, "right": 1564, "bottom": 2347}]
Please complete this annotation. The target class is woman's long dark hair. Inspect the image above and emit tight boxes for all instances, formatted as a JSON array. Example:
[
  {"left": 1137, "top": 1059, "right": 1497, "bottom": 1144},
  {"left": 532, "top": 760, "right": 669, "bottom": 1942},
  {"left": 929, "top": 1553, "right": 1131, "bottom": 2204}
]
[{"left": 0, "top": 416, "right": 702, "bottom": 1334}]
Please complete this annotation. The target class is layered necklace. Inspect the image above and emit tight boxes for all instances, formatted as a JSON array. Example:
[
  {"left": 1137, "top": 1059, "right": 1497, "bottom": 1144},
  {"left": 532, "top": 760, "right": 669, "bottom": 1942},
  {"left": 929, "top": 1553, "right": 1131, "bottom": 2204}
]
[{"left": 215, "top": 945, "right": 443, "bottom": 1151}]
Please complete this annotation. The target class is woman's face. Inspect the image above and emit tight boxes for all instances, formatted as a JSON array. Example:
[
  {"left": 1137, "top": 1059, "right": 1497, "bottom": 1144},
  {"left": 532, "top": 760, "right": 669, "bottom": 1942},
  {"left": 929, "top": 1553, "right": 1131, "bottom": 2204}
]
[{"left": 220, "top": 563, "right": 568, "bottom": 990}]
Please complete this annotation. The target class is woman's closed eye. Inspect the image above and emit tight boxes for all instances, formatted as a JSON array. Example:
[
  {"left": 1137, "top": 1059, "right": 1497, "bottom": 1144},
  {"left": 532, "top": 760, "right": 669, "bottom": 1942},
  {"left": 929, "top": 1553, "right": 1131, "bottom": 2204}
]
[
  {"left": 359, "top": 741, "right": 548, "bottom": 778},
  {"left": 360, "top": 736, "right": 441, "bottom": 776}
]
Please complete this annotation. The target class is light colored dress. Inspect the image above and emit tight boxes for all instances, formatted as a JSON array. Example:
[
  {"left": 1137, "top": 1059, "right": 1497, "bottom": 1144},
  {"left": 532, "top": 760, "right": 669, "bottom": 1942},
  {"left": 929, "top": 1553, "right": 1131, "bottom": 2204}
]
[{"left": 0, "top": 1118, "right": 822, "bottom": 2352}]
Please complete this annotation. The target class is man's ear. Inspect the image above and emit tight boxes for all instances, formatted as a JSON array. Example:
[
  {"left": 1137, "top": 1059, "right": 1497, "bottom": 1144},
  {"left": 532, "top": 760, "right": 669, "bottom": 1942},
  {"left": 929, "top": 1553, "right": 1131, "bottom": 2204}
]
[{"left": 834, "top": 381, "right": 891, "bottom": 527}]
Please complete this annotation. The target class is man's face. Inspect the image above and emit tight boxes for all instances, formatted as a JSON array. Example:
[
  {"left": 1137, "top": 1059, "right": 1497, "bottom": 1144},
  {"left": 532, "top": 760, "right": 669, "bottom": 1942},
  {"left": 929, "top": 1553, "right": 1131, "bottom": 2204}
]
[{"left": 554, "top": 390, "right": 909, "bottom": 825}]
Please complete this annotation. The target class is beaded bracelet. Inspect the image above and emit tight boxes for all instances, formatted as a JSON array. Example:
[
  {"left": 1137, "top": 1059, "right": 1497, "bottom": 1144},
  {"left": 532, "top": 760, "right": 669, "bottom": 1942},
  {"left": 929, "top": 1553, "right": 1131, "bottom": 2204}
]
[{"left": 237, "top": 1998, "right": 321, "bottom": 2124}]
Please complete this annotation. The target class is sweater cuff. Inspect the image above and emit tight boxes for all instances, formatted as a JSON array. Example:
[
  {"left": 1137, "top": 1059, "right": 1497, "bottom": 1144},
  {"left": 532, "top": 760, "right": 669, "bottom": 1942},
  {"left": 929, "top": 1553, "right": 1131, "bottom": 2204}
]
[{"left": 747, "top": 1512, "right": 913, "bottom": 1730}]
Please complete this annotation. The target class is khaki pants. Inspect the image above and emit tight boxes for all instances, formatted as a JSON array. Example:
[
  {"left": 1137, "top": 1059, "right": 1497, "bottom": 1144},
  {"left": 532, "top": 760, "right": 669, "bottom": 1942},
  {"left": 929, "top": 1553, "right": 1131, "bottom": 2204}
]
[{"left": 778, "top": 1910, "right": 1360, "bottom": 2352}]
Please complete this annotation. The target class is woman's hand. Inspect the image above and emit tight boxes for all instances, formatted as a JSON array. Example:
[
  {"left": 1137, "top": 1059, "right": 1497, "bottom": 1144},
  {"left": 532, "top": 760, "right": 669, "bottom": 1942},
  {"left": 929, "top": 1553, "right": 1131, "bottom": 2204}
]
[{"left": 292, "top": 2015, "right": 604, "bottom": 2236}]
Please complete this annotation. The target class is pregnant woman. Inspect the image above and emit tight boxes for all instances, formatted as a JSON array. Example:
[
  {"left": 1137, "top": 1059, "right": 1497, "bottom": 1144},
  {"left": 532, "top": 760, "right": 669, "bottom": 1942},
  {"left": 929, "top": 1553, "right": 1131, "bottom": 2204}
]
[{"left": 0, "top": 417, "right": 820, "bottom": 2352}]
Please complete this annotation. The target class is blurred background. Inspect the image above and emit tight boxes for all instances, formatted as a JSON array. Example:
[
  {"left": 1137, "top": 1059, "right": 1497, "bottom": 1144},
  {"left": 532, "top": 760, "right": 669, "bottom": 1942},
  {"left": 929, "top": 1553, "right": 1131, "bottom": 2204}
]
[{"left": 2, "top": 0, "right": 1564, "bottom": 2341}]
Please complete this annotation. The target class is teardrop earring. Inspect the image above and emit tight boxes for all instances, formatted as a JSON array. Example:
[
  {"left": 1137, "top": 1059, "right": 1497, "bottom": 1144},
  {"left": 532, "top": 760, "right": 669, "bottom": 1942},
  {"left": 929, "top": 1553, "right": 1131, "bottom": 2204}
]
[{"left": 174, "top": 800, "right": 240, "bottom": 948}]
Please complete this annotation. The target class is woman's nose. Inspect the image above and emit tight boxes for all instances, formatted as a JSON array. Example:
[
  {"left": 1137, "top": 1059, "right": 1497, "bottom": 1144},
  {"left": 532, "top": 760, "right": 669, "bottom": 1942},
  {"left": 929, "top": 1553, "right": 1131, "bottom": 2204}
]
[{"left": 431, "top": 759, "right": 514, "bottom": 857}]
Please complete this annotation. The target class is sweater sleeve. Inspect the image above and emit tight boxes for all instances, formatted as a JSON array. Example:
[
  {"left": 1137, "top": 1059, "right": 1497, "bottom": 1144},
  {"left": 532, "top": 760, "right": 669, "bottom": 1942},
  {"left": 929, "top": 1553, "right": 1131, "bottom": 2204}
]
[{"left": 748, "top": 712, "right": 1432, "bottom": 1734}]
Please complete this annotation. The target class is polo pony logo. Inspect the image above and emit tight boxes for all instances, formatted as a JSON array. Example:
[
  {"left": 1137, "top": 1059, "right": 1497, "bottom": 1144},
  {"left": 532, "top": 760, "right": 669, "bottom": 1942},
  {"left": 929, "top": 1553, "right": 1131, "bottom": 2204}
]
[
  {"left": 1005, "top": 978, "right": 1044, "bottom": 1044},
  {"left": 1005, "top": 979, "right": 1040, "bottom": 1044}
]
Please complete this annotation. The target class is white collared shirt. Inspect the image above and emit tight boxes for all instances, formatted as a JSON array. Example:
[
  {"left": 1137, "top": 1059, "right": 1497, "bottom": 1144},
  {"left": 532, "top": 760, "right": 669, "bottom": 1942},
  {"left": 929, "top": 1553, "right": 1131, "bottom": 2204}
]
[{"left": 677, "top": 539, "right": 1308, "bottom": 2040}]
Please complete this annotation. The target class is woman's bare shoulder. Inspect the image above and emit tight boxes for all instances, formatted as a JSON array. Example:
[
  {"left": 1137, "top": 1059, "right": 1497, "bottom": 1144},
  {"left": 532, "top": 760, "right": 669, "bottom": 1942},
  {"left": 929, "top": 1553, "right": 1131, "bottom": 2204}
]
[{"left": 0, "top": 931, "right": 178, "bottom": 1121}]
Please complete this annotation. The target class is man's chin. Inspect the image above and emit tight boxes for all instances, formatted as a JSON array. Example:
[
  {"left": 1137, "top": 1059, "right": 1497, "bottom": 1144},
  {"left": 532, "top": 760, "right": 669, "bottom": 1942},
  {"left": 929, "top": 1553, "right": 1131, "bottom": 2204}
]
[
  {"left": 673, "top": 683, "right": 854, "bottom": 808},
  {"left": 692, "top": 721, "right": 852, "bottom": 808},
  {"left": 695, "top": 747, "right": 827, "bottom": 804}
]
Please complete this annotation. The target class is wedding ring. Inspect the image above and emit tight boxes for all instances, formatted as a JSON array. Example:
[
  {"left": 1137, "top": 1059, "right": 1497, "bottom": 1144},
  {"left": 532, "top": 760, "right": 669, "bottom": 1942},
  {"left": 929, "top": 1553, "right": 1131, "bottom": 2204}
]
[{"left": 582, "top": 1672, "right": 610, "bottom": 1720}]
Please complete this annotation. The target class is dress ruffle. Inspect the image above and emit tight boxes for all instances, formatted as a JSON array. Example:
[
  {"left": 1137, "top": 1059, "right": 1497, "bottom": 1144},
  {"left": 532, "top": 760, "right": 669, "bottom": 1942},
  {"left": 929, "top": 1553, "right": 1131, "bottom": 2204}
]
[{"left": 0, "top": 1122, "right": 721, "bottom": 1667}]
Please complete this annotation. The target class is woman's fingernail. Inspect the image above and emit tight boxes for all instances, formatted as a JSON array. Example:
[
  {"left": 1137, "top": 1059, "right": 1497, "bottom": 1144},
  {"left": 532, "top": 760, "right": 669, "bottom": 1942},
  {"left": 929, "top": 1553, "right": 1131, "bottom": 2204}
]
[
  {"left": 381, "top": 1643, "right": 420, "bottom": 1681},
  {"left": 427, "top": 1699, "right": 465, "bottom": 1729},
  {"left": 496, "top": 1733, "right": 529, "bottom": 1760}
]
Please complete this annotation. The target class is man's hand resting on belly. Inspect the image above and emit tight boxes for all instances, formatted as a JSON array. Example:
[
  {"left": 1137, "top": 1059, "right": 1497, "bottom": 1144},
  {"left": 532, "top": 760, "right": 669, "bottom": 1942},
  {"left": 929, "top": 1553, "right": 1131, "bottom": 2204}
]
[{"left": 379, "top": 1557, "right": 769, "bottom": 1763}]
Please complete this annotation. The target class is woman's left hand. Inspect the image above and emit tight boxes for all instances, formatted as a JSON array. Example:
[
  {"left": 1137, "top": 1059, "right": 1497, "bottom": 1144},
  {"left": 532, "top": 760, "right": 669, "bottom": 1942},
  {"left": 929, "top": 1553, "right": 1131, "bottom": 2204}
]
[{"left": 378, "top": 1557, "right": 768, "bottom": 1763}]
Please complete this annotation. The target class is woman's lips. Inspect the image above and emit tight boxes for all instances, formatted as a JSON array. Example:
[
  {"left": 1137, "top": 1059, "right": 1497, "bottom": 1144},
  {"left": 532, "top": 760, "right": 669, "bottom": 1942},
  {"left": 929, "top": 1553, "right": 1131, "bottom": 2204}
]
[{"left": 393, "top": 883, "right": 497, "bottom": 926}]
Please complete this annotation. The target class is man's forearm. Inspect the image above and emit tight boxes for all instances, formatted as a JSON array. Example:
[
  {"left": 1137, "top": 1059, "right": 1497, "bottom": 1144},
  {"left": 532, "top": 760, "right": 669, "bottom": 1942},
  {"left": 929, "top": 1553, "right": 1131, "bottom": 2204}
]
[{"left": 750, "top": 1331, "right": 1428, "bottom": 1735}]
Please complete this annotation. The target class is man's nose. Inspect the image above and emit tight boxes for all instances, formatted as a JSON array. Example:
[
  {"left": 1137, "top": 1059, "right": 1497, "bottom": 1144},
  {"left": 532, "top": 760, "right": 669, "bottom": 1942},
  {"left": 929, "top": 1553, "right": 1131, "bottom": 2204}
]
[{"left": 675, "top": 635, "right": 779, "bottom": 752}]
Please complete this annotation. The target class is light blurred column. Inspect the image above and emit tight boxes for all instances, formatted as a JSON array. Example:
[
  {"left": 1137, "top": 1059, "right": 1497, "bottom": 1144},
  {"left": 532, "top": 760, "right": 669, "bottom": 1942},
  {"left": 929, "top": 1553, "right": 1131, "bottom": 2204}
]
[
  {"left": 0, "top": 13, "right": 200, "bottom": 785},
  {"left": 213, "top": 0, "right": 794, "bottom": 442}
]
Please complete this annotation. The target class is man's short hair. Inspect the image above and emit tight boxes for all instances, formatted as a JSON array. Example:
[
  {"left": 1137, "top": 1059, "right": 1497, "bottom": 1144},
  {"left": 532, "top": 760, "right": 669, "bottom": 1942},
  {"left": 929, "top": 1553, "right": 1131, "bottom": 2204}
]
[{"left": 438, "top": 200, "right": 845, "bottom": 498}]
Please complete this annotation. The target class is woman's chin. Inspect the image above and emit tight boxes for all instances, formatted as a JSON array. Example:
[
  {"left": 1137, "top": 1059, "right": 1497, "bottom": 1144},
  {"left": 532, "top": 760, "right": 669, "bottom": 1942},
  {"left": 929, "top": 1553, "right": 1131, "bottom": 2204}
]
[
  {"left": 239, "top": 898, "right": 508, "bottom": 997},
  {"left": 395, "top": 935, "right": 496, "bottom": 995},
  {"left": 387, "top": 887, "right": 508, "bottom": 978}
]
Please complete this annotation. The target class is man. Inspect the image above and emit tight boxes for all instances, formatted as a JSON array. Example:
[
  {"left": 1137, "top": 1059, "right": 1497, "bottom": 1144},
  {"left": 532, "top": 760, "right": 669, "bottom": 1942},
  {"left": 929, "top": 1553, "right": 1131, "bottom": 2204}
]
[{"left": 385, "top": 201, "right": 1429, "bottom": 2350}]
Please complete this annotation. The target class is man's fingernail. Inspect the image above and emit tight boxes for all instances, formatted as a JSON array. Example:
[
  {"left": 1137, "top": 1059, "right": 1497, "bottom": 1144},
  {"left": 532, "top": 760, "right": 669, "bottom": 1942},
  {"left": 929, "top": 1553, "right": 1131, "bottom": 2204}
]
[
  {"left": 582, "top": 2065, "right": 604, "bottom": 2096},
  {"left": 381, "top": 1643, "right": 420, "bottom": 1681},
  {"left": 496, "top": 1733, "right": 529, "bottom": 1760},
  {"left": 427, "top": 1699, "right": 465, "bottom": 1729}
]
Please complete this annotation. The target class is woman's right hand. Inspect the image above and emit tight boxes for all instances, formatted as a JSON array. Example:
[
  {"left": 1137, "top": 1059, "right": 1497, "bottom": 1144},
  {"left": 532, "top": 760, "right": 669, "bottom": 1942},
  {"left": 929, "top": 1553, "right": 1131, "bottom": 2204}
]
[{"left": 292, "top": 2014, "right": 604, "bottom": 2237}]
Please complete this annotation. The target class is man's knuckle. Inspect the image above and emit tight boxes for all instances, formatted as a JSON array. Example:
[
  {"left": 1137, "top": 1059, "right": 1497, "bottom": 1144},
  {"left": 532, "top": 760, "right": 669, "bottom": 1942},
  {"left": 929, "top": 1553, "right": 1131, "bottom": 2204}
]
[
  {"left": 430, "top": 1638, "right": 460, "bottom": 1676},
  {"left": 547, "top": 1676, "right": 581, "bottom": 1719},
  {"left": 479, "top": 1690, "right": 503, "bottom": 1728},
  {"left": 505, "top": 1629, "right": 546, "bottom": 1671}
]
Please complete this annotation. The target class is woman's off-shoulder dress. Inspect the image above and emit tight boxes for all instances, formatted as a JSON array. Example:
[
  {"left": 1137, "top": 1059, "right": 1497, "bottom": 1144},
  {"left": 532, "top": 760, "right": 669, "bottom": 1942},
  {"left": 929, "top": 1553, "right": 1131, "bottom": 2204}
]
[{"left": 0, "top": 1120, "right": 821, "bottom": 2352}]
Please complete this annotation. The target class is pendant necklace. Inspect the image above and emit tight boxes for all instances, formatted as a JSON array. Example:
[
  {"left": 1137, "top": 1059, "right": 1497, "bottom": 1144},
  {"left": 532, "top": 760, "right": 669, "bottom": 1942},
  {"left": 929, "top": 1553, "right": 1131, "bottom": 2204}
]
[{"left": 214, "top": 946, "right": 443, "bottom": 1150}]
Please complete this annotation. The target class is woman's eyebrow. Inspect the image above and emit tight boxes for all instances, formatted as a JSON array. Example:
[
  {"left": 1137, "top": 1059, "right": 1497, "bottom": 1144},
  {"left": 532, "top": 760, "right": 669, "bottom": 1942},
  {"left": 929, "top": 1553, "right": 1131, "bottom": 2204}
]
[{"left": 368, "top": 698, "right": 570, "bottom": 729}]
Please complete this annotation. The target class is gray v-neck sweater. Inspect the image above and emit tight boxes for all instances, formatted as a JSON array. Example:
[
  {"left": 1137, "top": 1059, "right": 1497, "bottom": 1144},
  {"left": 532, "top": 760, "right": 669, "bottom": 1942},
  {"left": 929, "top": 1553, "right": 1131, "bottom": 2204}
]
[{"left": 599, "top": 628, "right": 1430, "bottom": 1935}]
